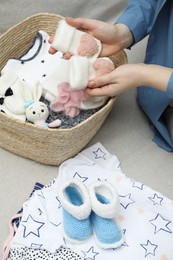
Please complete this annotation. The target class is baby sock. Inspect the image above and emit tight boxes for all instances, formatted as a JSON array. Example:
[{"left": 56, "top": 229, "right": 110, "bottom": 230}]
[
  {"left": 51, "top": 19, "right": 102, "bottom": 61},
  {"left": 50, "top": 20, "right": 115, "bottom": 90},
  {"left": 69, "top": 56, "right": 115, "bottom": 90},
  {"left": 48, "top": 20, "right": 116, "bottom": 115}
]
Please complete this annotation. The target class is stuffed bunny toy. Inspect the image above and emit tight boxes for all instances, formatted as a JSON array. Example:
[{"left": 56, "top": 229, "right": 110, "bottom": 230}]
[{"left": 22, "top": 82, "right": 61, "bottom": 128}]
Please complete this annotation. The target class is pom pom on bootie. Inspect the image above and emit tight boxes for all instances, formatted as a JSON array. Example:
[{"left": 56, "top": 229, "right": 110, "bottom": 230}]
[
  {"left": 89, "top": 181, "right": 124, "bottom": 249},
  {"left": 51, "top": 19, "right": 102, "bottom": 61},
  {"left": 58, "top": 179, "right": 92, "bottom": 244}
]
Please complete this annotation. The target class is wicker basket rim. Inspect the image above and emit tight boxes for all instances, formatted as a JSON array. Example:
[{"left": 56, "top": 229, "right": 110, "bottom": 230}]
[
  {"left": 0, "top": 12, "right": 65, "bottom": 37},
  {"left": 0, "top": 12, "right": 127, "bottom": 165},
  {"left": 0, "top": 12, "right": 124, "bottom": 132}
]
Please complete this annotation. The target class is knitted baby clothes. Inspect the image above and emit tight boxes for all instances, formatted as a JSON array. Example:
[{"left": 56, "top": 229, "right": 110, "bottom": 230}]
[
  {"left": 58, "top": 179, "right": 92, "bottom": 244},
  {"left": 51, "top": 19, "right": 102, "bottom": 61},
  {"left": 89, "top": 181, "right": 124, "bottom": 249}
]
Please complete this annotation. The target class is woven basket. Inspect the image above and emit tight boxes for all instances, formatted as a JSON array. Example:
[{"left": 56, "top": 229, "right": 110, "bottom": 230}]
[{"left": 0, "top": 13, "right": 127, "bottom": 165}]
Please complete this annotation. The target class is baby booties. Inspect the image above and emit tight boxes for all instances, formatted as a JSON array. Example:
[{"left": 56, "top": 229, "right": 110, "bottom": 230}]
[{"left": 58, "top": 179, "right": 92, "bottom": 244}]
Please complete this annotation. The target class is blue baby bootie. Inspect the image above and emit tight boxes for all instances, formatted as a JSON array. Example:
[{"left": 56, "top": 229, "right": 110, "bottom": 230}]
[
  {"left": 58, "top": 179, "right": 92, "bottom": 244},
  {"left": 89, "top": 181, "right": 124, "bottom": 249}
]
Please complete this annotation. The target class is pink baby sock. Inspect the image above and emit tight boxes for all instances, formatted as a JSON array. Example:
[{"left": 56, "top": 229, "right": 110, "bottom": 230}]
[
  {"left": 93, "top": 58, "right": 115, "bottom": 76},
  {"left": 68, "top": 56, "right": 115, "bottom": 90}
]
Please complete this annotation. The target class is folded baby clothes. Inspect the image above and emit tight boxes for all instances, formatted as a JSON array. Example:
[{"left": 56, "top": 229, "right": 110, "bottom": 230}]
[
  {"left": 53, "top": 143, "right": 173, "bottom": 259},
  {"left": 1, "top": 30, "right": 63, "bottom": 89},
  {"left": 1, "top": 30, "right": 114, "bottom": 116},
  {"left": 9, "top": 143, "right": 173, "bottom": 259},
  {"left": 1, "top": 30, "right": 67, "bottom": 109},
  {"left": 2, "top": 183, "right": 84, "bottom": 260}
]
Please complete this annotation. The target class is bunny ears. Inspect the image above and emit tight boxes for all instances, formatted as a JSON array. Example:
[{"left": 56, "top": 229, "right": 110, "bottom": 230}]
[
  {"left": 21, "top": 81, "right": 43, "bottom": 109},
  {"left": 21, "top": 81, "right": 43, "bottom": 103}
]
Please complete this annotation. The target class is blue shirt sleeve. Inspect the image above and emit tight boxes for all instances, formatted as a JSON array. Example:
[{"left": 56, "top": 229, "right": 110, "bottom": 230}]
[{"left": 116, "top": 0, "right": 158, "bottom": 44}]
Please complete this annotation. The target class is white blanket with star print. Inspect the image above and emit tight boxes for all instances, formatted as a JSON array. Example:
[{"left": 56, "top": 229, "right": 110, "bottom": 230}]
[{"left": 10, "top": 143, "right": 173, "bottom": 260}]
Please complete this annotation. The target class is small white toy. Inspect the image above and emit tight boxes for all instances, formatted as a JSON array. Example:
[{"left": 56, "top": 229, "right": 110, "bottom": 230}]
[{"left": 22, "top": 82, "right": 61, "bottom": 128}]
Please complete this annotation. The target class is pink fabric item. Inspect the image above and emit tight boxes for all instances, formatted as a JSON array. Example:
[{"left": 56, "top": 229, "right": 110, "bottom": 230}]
[
  {"left": 78, "top": 33, "right": 99, "bottom": 57},
  {"left": 93, "top": 58, "right": 115, "bottom": 76},
  {"left": 2, "top": 213, "right": 23, "bottom": 260},
  {"left": 50, "top": 82, "right": 89, "bottom": 118}
]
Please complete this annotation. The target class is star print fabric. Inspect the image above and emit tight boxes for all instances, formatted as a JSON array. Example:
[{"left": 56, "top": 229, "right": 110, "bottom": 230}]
[{"left": 10, "top": 143, "right": 173, "bottom": 259}]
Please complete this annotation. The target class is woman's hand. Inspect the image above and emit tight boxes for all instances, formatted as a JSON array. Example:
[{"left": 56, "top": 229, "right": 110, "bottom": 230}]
[
  {"left": 86, "top": 64, "right": 144, "bottom": 97},
  {"left": 86, "top": 63, "right": 173, "bottom": 97}
]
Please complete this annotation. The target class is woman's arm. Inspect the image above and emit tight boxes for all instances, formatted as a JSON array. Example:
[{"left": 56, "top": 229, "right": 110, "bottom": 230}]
[
  {"left": 116, "top": 0, "right": 158, "bottom": 44},
  {"left": 49, "top": 1, "right": 158, "bottom": 56},
  {"left": 86, "top": 63, "right": 173, "bottom": 97}
]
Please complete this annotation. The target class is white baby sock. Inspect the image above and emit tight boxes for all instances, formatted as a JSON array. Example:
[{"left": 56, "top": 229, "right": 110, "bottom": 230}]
[
  {"left": 50, "top": 19, "right": 115, "bottom": 92},
  {"left": 69, "top": 56, "right": 115, "bottom": 90},
  {"left": 43, "top": 55, "right": 115, "bottom": 95},
  {"left": 51, "top": 19, "right": 102, "bottom": 61}
]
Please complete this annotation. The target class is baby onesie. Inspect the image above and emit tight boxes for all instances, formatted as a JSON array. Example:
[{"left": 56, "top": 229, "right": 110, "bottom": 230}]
[
  {"left": 9, "top": 143, "right": 173, "bottom": 260},
  {"left": 1, "top": 30, "right": 63, "bottom": 90},
  {"left": 3, "top": 182, "right": 83, "bottom": 260}
]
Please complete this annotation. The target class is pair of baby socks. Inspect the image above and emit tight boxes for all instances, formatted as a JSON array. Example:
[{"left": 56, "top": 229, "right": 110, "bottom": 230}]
[
  {"left": 51, "top": 19, "right": 115, "bottom": 90},
  {"left": 49, "top": 20, "right": 115, "bottom": 117}
]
